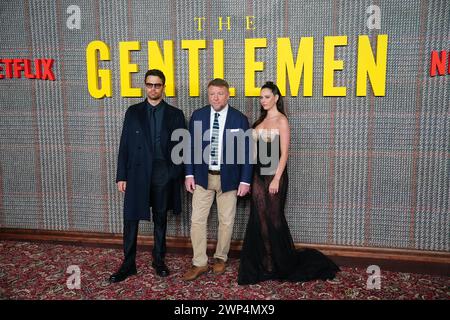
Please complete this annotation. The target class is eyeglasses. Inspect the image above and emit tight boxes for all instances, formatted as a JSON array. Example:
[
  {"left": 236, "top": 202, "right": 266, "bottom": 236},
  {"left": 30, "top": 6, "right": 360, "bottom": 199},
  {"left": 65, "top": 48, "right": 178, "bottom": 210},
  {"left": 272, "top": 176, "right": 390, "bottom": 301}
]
[{"left": 145, "top": 83, "right": 163, "bottom": 89}]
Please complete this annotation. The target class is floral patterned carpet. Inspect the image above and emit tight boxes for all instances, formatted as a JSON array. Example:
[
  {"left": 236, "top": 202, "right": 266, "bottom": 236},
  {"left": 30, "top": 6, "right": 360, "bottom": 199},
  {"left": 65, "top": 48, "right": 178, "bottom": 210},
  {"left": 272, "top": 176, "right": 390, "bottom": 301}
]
[{"left": 1, "top": 240, "right": 449, "bottom": 300}]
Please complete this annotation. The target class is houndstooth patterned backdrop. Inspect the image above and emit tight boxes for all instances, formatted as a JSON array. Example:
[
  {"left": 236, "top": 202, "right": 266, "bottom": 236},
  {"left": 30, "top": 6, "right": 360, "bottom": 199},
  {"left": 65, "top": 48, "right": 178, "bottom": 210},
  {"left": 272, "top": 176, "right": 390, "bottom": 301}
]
[{"left": 0, "top": 0, "right": 448, "bottom": 251}]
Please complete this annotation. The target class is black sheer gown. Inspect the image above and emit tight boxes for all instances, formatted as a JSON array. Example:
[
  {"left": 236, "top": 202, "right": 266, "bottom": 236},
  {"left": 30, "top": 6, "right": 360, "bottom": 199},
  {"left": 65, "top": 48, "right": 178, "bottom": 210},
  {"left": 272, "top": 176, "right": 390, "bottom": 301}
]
[{"left": 238, "top": 132, "right": 340, "bottom": 285}]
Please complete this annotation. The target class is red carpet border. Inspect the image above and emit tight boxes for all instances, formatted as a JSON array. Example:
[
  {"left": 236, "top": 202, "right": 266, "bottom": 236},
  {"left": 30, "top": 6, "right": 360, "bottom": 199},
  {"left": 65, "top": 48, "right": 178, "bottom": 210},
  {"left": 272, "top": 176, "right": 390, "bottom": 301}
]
[{"left": 0, "top": 240, "right": 448, "bottom": 300}]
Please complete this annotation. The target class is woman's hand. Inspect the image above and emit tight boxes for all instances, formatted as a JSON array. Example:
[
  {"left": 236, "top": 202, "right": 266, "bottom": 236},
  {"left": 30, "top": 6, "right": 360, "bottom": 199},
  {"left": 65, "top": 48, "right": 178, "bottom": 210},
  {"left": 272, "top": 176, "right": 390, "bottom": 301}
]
[{"left": 269, "top": 178, "right": 279, "bottom": 194}]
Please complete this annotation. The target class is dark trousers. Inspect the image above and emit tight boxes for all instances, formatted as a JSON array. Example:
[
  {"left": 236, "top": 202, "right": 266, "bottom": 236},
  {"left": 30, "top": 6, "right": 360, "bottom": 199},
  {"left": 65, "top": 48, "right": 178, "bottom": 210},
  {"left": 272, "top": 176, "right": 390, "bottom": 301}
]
[{"left": 122, "top": 160, "right": 169, "bottom": 270}]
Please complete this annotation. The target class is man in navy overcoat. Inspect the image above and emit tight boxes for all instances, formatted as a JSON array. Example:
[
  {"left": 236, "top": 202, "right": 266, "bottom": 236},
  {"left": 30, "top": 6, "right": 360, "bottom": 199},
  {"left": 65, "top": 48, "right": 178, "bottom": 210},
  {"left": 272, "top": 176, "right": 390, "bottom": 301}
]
[{"left": 110, "top": 69, "right": 186, "bottom": 283}]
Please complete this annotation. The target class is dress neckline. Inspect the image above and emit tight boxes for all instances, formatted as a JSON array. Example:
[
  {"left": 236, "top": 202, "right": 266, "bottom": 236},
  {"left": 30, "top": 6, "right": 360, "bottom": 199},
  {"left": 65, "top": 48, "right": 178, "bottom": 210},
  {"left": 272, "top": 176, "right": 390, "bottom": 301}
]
[{"left": 254, "top": 128, "right": 280, "bottom": 142}]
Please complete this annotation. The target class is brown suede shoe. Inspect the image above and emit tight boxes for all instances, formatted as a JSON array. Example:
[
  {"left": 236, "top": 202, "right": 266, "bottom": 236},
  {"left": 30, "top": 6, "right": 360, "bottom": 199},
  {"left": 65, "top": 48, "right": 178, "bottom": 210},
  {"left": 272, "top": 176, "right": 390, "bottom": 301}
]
[
  {"left": 182, "top": 265, "right": 209, "bottom": 281},
  {"left": 212, "top": 258, "right": 226, "bottom": 274}
]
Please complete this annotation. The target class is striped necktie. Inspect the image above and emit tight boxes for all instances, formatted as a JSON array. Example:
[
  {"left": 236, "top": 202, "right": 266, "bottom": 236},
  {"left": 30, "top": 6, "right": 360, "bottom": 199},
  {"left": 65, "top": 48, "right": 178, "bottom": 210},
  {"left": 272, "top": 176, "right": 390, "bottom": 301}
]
[{"left": 210, "top": 112, "right": 220, "bottom": 166}]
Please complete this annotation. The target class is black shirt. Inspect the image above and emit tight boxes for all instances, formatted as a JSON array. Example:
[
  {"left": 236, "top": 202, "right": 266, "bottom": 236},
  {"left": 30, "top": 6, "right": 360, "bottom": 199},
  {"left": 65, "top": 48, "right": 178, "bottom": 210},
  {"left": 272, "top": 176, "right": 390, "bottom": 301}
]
[{"left": 146, "top": 99, "right": 166, "bottom": 161}]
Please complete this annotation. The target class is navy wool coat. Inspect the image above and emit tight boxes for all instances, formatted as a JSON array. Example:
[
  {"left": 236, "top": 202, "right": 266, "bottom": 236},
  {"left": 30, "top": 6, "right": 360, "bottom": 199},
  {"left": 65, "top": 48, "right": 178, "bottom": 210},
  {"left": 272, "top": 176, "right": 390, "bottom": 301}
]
[{"left": 116, "top": 99, "right": 186, "bottom": 220}]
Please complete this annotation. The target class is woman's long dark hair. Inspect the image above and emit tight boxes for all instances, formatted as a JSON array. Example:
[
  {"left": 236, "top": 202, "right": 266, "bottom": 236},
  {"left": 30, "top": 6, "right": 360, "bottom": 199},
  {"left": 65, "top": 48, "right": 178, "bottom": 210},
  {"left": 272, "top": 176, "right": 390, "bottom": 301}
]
[{"left": 252, "top": 81, "right": 287, "bottom": 129}]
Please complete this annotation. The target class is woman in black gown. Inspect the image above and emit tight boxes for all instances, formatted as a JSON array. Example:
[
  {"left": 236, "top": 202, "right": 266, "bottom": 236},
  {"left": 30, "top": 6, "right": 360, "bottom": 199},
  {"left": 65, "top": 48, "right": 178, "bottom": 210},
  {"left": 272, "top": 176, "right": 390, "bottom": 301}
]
[{"left": 238, "top": 82, "right": 340, "bottom": 285}]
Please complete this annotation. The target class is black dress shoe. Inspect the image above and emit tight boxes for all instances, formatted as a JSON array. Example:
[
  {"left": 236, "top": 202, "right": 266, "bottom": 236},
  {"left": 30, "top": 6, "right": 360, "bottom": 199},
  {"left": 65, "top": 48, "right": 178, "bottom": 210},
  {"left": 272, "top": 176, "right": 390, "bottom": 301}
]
[
  {"left": 152, "top": 262, "right": 170, "bottom": 277},
  {"left": 109, "top": 266, "right": 137, "bottom": 283}
]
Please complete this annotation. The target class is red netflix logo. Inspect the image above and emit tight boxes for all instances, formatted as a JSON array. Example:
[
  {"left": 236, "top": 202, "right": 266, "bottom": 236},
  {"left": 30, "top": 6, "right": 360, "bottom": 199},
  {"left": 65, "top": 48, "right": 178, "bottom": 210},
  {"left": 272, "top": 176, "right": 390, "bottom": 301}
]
[
  {"left": 430, "top": 50, "right": 449, "bottom": 77},
  {"left": 0, "top": 58, "right": 55, "bottom": 80}
]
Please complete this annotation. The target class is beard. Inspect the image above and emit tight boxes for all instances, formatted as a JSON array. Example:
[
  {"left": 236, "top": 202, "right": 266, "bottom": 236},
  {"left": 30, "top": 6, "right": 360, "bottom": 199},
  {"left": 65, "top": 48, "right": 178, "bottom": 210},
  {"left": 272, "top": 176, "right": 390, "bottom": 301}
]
[{"left": 147, "top": 92, "right": 163, "bottom": 101}]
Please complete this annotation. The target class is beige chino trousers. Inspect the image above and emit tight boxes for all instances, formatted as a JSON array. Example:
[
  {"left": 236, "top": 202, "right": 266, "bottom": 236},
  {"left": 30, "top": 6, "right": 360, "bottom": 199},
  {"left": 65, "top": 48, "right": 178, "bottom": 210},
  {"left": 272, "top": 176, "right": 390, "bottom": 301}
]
[{"left": 190, "top": 173, "right": 238, "bottom": 267}]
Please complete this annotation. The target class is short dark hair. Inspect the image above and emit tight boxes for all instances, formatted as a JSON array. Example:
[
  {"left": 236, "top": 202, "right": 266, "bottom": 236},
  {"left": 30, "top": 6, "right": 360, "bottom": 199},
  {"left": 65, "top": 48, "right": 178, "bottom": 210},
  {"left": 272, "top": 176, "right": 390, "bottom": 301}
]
[
  {"left": 144, "top": 69, "right": 165, "bottom": 84},
  {"left": 207, "top": 78, "right": 229, "bottom": 90}
]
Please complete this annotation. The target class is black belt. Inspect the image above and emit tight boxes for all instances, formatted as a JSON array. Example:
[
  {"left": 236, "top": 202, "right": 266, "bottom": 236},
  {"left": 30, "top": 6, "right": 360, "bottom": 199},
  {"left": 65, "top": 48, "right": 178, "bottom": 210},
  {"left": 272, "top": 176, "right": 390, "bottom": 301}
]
[{"left": 208, "top": 170, "right": 220, "bottom": 175}]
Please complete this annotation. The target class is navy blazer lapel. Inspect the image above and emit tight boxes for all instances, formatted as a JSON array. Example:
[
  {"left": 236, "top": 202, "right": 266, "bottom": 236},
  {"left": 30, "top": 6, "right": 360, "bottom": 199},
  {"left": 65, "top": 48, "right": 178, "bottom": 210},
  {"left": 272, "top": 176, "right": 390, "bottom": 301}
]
[
  {"left": 223, "top": 105, "right": 232, "bottom": 131},
  {"left": 197, "top": 106, "right": 210, "bottom": 155},
  {"left": 205, "top": 106, "right": 211, "bottom": 136},
  {"left": 222, "top": 105, "right": 233, "bottom": 150},
  {"left": 203, "top": 107, "right": 211, "bottom": 151}
]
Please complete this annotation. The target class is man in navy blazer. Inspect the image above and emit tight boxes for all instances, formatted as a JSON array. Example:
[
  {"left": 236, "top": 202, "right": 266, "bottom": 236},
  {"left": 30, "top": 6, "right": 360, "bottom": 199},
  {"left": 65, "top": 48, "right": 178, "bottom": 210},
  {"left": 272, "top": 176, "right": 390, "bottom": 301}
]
[
  {"left": 110, "top": 69, "right": 186, "bottom": 283},
  {"left": 183, "top": 78, "right": 252, "bottom": 281}
]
